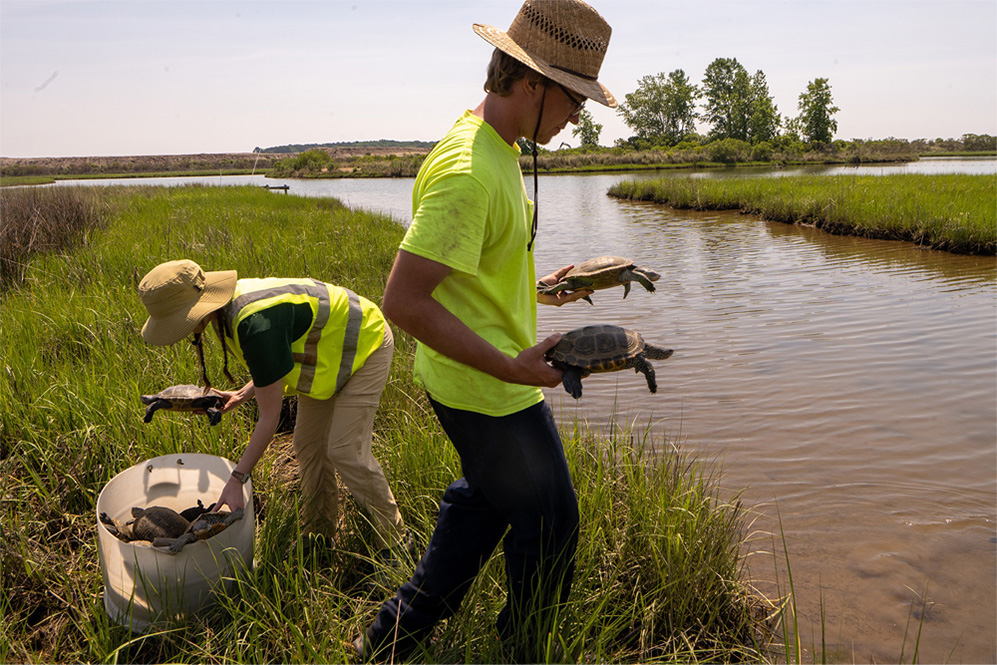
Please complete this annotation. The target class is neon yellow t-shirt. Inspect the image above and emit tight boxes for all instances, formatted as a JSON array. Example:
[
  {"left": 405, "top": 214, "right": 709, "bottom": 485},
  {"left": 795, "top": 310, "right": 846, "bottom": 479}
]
[{"left": 400, "top": 110, "right": 542, "bottom": 417}]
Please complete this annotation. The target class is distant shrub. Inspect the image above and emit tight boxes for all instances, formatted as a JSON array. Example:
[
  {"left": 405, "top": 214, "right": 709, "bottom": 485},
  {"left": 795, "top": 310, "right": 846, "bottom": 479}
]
[
  {"left": 707, "top": 138, "right": 751, "bottom": 164},
  {"left": 751, "top": 141, "right": 774, "bottom": 162}
]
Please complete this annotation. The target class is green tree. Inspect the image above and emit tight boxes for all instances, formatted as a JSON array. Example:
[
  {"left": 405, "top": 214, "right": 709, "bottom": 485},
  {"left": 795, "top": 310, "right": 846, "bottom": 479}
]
[
  {"left": 962, "top": 133, "right": 997, "bottom": 151},
  {"left": 617, "top": 70, "right": 699, "bottom": 145},
  {"left": 517, "top": 137, "right": 536, "bottom": 154},
  {"left": 700, "top": 57, "right": 751, "bottom": 142},
  {"left": 747, "top": 70, "right": 780, "bottom": 143},
  {"left": 572, "top": 109, "right": 603, "bottom": 148},
  {"left": 797, "top": 77, "right": 839, "bottom": 144}
]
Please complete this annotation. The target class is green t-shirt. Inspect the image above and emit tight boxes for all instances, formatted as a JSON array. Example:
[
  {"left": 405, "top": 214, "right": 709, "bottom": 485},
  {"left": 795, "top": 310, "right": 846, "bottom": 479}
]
[
  {"left": 236, "top": 302, "right": 313, "bottom": 387},
  {"left": 400, "top": 110, "right": 542, "bottom": 417}
]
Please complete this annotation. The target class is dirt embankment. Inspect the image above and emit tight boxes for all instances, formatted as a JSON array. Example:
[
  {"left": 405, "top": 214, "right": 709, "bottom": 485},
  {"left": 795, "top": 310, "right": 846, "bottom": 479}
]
[
  {"left": 0, "top": 153, "right": 278, "bottom": 177},
  {"left": 0, "top": 146, "right": 431, "bottom": 178}
]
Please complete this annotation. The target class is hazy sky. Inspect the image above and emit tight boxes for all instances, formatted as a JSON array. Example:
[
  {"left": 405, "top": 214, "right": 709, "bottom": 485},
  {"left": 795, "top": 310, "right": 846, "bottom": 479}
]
[{"left": 2, "top": 0, "right": 995, "bottom": 158}]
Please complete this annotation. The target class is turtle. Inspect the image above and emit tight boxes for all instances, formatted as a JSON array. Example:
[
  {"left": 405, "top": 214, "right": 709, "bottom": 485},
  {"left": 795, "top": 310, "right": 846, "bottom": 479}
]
[
  {"left": 538, "top": 256, "right": 661, "bottom": 305},
  {"left": 169, "top": 508, "right": 245, "bottom": 553},
  {"left": 546, "top": 324, "right": 674, "bottom": 399},
  {"left": 141, "top": 384, "right": 226, "bottom": 426},
  {"left": 100, "top": 505, "right": 190, "bottom": 543}
]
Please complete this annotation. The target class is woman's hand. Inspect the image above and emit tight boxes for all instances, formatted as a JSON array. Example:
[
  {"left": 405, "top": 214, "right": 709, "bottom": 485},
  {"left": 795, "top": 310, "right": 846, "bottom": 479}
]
[
  {"left": 213, "top": 475, "right": 246, "bottom": 512},
  {"left": 215, "top": 381, "right": 255, "bottom": 413}
]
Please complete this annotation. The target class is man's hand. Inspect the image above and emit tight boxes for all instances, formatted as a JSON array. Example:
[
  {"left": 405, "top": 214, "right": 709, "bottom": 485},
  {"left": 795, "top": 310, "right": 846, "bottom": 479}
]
[
  {"left": 537, "top": 264, "right": 594, "bottom": 306},
  {"left": 505, "top": 333, "right": 564, "bottom": 388}
]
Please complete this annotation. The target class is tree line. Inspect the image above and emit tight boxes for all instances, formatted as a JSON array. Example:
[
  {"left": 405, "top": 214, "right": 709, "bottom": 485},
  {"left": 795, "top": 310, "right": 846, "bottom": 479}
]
[{"left": 574, "top": 56, "right": 840, "bottom": 149}]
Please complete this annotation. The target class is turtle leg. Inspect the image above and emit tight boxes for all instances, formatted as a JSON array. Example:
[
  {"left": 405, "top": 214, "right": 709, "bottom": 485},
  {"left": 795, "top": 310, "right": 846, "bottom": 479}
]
[
  {"left": 633, "top": 355, "right": 658, "bottom": 394},
  {"left": 223, "top": 508, "right": 245, "bottom": 527},
  {"left": 205, "top": 407, "right": 222, "bottom": 426},
  {"left": 622, "top": 281, "right": 631, "bottom": 299},
  {"left": 546, "top": 280, "right": 594, "bottom": 305},
  {"left": 168, "top": 534, "right": 194, "bottom": 553},
  {"left": 561, "top": 367, "right": 585, "bottom": 399},
  {"left": 100, "top": 512, "right": 125, "bottom": 538},
  {"left": 632, "top": 270, "right": 657, "bottom": 293},
  {"left": 143, "top": 400, "right": 172, "bottom": 423},
  {"left": 539, "top": 282, "right": 569, "bottom": 297}
]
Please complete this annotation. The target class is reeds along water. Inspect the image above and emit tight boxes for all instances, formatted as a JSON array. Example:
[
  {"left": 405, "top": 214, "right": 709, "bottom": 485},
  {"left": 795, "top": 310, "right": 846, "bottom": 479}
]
[
  {"left": 0, "top": 186, "right": 109, "bottom": 289},
  {"left": 607, "top": 173, "right": 997, "bottom": 255},
  {"left": 2, "top": 185, "right": 766, "bottom": 664}
]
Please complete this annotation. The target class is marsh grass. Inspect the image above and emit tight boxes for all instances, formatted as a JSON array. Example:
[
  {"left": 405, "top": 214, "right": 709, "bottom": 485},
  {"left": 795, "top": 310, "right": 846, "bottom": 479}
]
[
  {"left": 608, "top": 173, "right": 997, "bottom": 255},
  {"left": 0, "top": 186, "right": 110, "bottom": 290},
  {"left": 2, "top": 185, "right": 772, "bottom": 662}
]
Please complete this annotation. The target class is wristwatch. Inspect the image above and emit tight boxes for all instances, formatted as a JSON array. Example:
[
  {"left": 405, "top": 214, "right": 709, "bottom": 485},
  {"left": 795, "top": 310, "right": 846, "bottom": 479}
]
[{"left": 231, "top": 469, "right": 250, "bottom": 484}]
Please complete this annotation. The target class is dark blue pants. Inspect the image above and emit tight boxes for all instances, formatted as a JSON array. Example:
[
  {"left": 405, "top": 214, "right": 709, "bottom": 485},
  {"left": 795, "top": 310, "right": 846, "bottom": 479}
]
[{"left": 366, "top": 397, "right": 579, "bottom": 653}]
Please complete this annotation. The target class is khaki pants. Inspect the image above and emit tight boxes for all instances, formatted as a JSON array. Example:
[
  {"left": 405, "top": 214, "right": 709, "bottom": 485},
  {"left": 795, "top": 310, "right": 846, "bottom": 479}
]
[{"left": 292, "top": 327, "right": 404, "bottom": 549}]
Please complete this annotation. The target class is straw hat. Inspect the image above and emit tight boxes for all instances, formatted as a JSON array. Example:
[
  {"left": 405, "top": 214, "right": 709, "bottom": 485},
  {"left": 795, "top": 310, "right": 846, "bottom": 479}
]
[
  {"left": 473, "top": 0, "right": 616, "bottom": 108},
  {"left": 138, "top": 259, "right": 237, "bottom": 346}
]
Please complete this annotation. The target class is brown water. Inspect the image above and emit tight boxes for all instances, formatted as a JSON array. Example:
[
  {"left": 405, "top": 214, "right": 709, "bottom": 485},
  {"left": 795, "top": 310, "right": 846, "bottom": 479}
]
[
  {"left": 55, "top": 163, "right": 997, "bottom": 662},
  {"left": 532, "top": 176, "right": 996, "bottom": 663}
]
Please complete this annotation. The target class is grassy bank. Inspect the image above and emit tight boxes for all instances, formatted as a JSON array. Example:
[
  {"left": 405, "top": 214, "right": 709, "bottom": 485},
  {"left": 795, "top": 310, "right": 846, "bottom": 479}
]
[
  {"left": 267, "top": 140, "right": 926, "bottom": 180},
  {"left": 609, "top": 173, "right": 997, "bottom": 255},
  {"left": 1, "top": 186, "right": 772, "bottom": 663}
]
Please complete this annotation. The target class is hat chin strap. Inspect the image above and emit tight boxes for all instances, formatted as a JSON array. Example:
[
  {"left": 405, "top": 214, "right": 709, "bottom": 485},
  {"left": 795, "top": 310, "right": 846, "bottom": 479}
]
[{"left": 527, "top": 85, "right": 546, "bottom": 252}]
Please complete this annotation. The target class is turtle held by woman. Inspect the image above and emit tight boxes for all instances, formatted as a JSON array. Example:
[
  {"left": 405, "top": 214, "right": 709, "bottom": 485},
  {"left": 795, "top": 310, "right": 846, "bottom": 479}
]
[
  {"left": 546, "top": 324, "right": 674, "bottom": 399},
  {"left": 538, "top": 255, "right": 660, "bottom": 304},
  {"left": 141, "top": 384, "right": 226, "bottom": 425}
]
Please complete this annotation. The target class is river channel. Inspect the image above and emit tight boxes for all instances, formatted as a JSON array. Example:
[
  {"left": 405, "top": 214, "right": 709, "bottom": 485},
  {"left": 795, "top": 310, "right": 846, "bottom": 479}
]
[{"left": 52, "top": 158, "right": 996, "bottom": 662}]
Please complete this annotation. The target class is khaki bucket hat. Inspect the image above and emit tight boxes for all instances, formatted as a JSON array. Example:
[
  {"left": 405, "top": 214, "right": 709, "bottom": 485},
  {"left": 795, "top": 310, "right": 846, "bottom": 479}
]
[
  {"left": 474, "top": 0, "right": 617, "bottom": 108},
  {"left": 138, "top": 259, "right": 237, "bottom": 346}
]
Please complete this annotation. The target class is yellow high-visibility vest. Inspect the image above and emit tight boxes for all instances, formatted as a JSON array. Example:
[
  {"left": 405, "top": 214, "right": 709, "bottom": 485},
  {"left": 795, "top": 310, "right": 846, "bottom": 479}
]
[{"left": 222, "top": 278, "right": 385, "bottom": 400}]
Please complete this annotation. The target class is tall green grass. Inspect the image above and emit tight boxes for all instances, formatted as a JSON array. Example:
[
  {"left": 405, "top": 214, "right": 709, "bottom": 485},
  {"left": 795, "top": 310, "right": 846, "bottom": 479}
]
[
  {"left": 2, "top": 185, "right": 769, "bottom": 663},
  {"left": 0, "top": 187, "right": 110, "bottom": 289},
  {"left": 609, "top": 173, "right": 997, "bottom": 255}
]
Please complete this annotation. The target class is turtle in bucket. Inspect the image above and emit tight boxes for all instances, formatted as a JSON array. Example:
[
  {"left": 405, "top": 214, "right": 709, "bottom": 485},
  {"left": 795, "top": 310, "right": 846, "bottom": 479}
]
[
  {"left": 538, "top": 256, "right": 661, "bottom": 304},
  {"left": 141, "top": 384, "right": 226, "bottom": 425},
  {"left": 546, "top": 324, "right": 674, "bottom": 399},
  {"left": 100, "top": 503, "right": 244, "bottom": 552},
  {"left": 100, "top": 505, "right": 190, "bottom": 543},
  {"left": 169, "top": 508, "right": 245, "bottom": 553}
]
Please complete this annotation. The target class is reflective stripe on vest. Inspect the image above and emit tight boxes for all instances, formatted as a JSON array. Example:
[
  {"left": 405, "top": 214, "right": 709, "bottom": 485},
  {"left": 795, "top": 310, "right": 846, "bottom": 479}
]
[
  {"left": 334, "top": 288, "right": 362, "bottom": 394},
  {"left": 224, "top": 280, "right": 364, "bottom": 395}
]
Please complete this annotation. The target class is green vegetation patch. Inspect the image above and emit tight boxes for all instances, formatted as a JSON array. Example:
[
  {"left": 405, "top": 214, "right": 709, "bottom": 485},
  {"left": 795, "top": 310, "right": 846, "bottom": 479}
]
[
  {"left": 609, "top": 173, "right": 997, "bottom": 255},
  {"left": 1, "top": 185, "right": 767, "bottom": 663}
]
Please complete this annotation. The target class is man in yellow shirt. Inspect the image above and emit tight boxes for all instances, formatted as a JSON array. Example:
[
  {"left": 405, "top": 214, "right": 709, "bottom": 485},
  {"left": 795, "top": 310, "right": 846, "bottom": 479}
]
[{"left": 355, "top": 0, "right": 617, "bottom": 659}]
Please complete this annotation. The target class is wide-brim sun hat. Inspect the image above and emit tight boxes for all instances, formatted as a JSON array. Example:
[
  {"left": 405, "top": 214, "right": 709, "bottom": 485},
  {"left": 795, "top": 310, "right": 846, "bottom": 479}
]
[
  {"left": 473, "top": 0, "right": 617, "bottom": 108},
  {"left": 139, "top": 259, "right": 237, "bottom": 346}
]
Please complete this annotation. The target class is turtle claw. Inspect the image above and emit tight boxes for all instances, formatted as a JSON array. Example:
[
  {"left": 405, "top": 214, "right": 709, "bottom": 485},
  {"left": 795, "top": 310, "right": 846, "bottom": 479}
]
[
  {"left": 561, "top": 369, "right": 584, "bottom": 399},
  {"left": 205, "top": 407, "right": 222, "bottom": 426}
]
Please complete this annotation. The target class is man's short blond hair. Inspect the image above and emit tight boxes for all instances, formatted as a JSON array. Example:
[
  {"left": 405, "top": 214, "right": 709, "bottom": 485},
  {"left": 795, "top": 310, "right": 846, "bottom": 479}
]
[{"left": 484, "top": 48, "right": 547, "bottom": 96}]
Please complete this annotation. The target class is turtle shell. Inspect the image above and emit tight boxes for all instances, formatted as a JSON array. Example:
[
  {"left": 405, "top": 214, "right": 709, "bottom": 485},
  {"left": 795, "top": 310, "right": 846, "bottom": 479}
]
[
  {"left": 547, "top": 324, "right": 645, "bottom": 372},
  {"left": 564, "top": 255, "right": 636, "bottom": 288},
  {"left": 143, "top": 384, "right": 218, "bottom": 404}
]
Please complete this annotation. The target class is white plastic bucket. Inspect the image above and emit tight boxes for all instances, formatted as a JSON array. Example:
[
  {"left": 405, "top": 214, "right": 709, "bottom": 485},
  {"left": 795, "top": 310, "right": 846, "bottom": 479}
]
[{"left": 96, "top": 453, "right": 255, "bottom": 632}]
